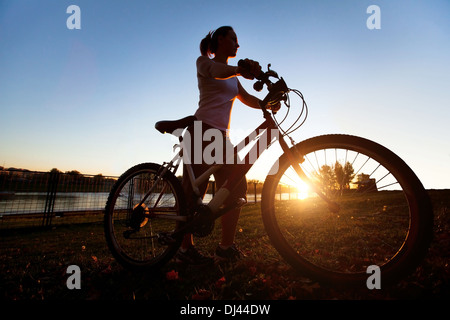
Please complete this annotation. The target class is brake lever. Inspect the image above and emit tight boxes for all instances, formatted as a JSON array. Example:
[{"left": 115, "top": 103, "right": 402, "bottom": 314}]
[
  {"left": 253, "top": 64, "right": 280, "bottom": 92},
  {"left": 266, "top": 64, "right": 279, "bottom": 79}
]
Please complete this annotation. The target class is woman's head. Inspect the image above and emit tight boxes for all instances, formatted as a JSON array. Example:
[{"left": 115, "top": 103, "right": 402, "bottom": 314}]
[{"left": 200, "top": 26, "right": 239, "bottom": 58}]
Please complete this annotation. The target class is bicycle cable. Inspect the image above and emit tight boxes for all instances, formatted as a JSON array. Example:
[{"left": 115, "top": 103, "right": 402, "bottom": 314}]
[
  {"left": 273, "top": 88, "right": 308, "bottom": 144},
  {"left": 273, "top": 89, "right": 290, "bottom": 127}
]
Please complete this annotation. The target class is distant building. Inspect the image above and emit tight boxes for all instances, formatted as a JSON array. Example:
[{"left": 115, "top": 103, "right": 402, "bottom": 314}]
[{"left": 355, "top": 174, "right": 378, "bottom": 192}]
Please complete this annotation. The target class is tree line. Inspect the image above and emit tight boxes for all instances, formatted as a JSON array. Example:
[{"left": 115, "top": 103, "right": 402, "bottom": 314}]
[
  {"left": 314, "top": 161, "right": 377, "bottom": 194},
  {"left": 0, "top": 167, "right": 117, "bottom": 193}
]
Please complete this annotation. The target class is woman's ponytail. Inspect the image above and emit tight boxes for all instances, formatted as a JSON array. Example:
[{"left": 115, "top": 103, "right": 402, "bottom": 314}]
[
  {"left": 199, "top": 26, "right": 233, "bottom": 57},
  {"left": 200, "top": 32, "right": 213, "bottom": 57}
]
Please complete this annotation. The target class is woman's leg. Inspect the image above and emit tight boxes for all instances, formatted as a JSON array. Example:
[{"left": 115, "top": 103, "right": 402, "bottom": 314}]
[
  {"left": 181, "top": 163, "right": 209, "bottom": 249},
  {"left": 215, "top": 170, "right": 247, "bottom": 247},
  {"left": 220, "top": 208, "right": 240, "bottom": 247}
]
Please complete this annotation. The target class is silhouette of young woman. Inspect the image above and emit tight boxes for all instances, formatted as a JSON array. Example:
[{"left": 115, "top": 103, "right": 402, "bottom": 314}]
[{"left": 176, "top": 26, "right": 278, "bottom": 265}]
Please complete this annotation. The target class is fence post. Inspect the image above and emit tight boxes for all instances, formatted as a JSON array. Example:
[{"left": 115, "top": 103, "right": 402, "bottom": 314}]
[{"left": 42, "top": 171, "right": 59, "bottom": 227}]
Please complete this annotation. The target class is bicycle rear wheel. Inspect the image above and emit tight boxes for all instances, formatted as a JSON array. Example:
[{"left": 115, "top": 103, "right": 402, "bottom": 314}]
[
  {"left": 104, "top": 163, "right": 186, "bottom": 271},
  {"left": 262, "top": 134, "right": 433, "bottom": 287}
]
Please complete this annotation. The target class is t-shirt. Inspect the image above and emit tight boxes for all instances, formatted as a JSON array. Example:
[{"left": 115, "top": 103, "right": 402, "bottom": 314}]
[{"left": 194, "top": 56, "right": 239, "bottom": 132}]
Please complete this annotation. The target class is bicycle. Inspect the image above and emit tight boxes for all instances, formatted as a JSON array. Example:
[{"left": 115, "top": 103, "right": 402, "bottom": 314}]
[{"left": 104, "top": 61, "right": 433, "bottom": 287}]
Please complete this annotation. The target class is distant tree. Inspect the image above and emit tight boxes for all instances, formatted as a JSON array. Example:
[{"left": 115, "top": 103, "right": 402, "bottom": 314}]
[
  {"left": 66, "top": 170, "right": 81, "bottom": 176},
  {"left": 315, "top": 161, "right": 355, "bottom": 196},
  {"left": 65, "top": 170, "right": 83, "bottom": 183},
  {"left": 334, "top": 161, "right": 355, "bottom": 195},
  {"left": 316, "top": 164, "right": 335, "bottom": 195},
  {"left": 93, "top": 174, "right": 104, "bottom": 184}
]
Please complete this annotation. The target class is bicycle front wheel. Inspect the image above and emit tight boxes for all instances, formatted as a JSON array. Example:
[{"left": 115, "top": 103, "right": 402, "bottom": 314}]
[
  {"left": 104, "top": 163, "right": 186, "bottom": 271},
  {"left": 261, "top": 135, "right": 433, "bottom": 286}
]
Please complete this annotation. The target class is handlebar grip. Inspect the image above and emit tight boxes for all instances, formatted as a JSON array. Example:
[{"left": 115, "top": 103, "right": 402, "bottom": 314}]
[
  {"left": 238, "top": 59, "right": 264, "bottom": 81},
  {"left": 253, "top": 81, "right": 264, "bottom": 92},
  {"left": 238, "top": 59, "right": 249, "bottom": 69}
]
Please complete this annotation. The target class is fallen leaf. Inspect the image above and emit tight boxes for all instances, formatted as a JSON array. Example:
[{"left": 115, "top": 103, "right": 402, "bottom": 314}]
[
  {"left": 215, "top": 276, "right": 226, "bottom": 288},
  {"left": 166, "top": 270, "right": 179, "bottom": 281}
]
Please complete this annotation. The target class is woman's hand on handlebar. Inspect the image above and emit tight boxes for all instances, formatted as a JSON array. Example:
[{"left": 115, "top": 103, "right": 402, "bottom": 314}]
[
  {"left": 270, "top": 101, "right": 282, "bottom": 112},
  {"left": 267, "top": 101, "right": 281, "bottom": 113},
  {"left": 237, "top": 58, "right": 262, "bottom": 80}
]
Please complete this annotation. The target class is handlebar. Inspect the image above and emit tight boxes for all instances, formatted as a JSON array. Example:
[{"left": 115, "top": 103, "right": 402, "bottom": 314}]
[
  {"left": 238, "top": 59, "right": 308, "bottom": 138},
  {"left": 238, "top": 59, "right": 289, "bottom": 111}
]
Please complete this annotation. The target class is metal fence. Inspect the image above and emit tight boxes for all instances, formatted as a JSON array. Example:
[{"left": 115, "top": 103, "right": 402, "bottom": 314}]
[
  {"left": 0, "top": 169, "right": 118, "bottom": 230},
  {"left": 0, "top": 168, "right": 273, "bottom": 231},
  {"left": 0, "top": 169, "right": 263, "bottom": 231}
]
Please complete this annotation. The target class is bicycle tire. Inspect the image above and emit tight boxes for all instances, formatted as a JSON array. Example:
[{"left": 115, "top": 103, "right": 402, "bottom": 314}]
[
  {"left": 104, "top": 162, "right": 186, "bottom": 271},
  {"left": 261, "top": 134, "right": 433, "bottom": 287}
]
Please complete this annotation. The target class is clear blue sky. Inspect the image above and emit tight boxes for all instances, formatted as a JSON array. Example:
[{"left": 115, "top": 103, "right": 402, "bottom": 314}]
[{"left": 1, "top": 0, "right": 449, "bottom": 189}]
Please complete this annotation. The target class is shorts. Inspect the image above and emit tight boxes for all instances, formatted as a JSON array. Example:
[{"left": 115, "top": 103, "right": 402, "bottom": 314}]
[{"left": 181, "top": 121, "right": 247, "bottom": 208}]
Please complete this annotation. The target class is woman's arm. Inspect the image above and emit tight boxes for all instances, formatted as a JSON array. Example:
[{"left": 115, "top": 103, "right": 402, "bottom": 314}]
[
  {"left": 197, "top": 56, "right": 239, "bottom": 80},
  {"left": 196, "top": 56, "right": 261, "bottom": 80},
  {"left": 236, "top": 80, "right": 262, "bottom": 109},
  {"left": 237, "top": 79, "right": 282, "bottom": 112}
]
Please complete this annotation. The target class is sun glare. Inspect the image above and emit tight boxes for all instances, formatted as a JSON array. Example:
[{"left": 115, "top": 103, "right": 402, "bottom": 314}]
[
  {"left": 279, "top": 168, "right": 312, "bottom": 201},
  {"left": 294, "top": 179, "right": 310, "bottom": 200}
]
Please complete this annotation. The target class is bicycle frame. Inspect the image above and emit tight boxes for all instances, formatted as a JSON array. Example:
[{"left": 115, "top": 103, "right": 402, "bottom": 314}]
[
  {"left": 190, "top": 111, "right": 281, "bottom": 217},
  {"left": 157, "top": 107, "right": 337, "bottom": 231},
  {"left": 154, "top": 110, "right": 279, "bottom": 220}
]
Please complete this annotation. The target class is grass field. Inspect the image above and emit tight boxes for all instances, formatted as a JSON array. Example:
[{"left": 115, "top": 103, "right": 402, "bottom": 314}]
[{"left": 0, "top": 190, "right": 448, "bottom": 300}]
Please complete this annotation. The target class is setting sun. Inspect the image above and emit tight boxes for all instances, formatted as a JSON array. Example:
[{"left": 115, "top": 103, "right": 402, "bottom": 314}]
[
  {"left": 295, "top": 179, "right": 310, "bottom": 200},
  {"left": 277, "top": 166, "right": 313, "bottom": 201}
]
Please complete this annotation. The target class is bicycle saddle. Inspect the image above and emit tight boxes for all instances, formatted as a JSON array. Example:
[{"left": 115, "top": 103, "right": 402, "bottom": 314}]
[{"left": 155, "top": 115, "right": 197, "bottom": 135}]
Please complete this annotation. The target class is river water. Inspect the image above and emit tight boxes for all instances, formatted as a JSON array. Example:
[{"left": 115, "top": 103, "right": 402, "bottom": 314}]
[
  {"left": 0, "top": 192, "right": 218, "bottom": 215},
  {"left": 0, "top": 191, "right": 304, "bottom": 216}
]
